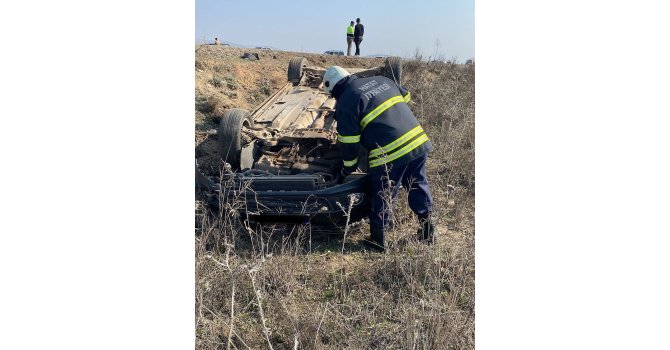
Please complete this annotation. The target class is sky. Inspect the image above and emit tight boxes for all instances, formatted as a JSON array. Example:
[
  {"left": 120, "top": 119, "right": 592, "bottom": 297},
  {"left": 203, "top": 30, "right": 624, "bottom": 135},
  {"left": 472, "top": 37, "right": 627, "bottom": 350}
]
[{"left": 195, "top": 0, "right": 474, "bottom": 61}]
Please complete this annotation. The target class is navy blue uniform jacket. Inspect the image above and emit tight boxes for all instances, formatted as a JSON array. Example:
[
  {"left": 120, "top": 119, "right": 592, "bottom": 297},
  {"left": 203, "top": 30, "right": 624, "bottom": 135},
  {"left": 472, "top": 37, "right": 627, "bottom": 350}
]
[{"left": 331, "top": 75, "right": 433, "bottom": 173}]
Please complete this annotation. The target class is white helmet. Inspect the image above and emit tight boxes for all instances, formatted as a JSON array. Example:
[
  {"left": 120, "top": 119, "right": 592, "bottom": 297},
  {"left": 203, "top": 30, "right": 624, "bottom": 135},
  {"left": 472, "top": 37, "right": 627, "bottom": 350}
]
[{"left": 323, "top": 66, "right": 350, "bottom": 94}]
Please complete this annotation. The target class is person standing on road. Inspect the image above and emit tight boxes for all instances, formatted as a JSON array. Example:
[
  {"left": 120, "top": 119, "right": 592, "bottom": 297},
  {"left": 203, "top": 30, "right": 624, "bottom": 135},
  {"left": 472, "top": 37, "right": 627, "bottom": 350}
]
[
  {"left": 322, "top": 66, "right": 435, "bottom": 251},
  {"left": 354, "top": 18, "right": 364, "bottom": 56},
  {"left": 346, "top": 21, "right": 355, "bottom": 56}
]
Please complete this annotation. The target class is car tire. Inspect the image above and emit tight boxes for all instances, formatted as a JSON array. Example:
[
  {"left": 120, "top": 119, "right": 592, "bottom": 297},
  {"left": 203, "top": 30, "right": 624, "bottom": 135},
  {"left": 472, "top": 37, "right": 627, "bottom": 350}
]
[
  {"left": 218, "top": 108, "right": 251, "bottom": 170},
  {"left": 384, "top": 56, "right": 403, "bottom": 84},
  {"left": 288, "top": 57, "right": 308, "bottom": 84}
]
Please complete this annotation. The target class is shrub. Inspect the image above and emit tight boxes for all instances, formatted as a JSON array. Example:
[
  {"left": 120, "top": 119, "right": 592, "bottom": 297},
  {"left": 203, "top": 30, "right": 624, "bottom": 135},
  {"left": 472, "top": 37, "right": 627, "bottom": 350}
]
[
  {"left": 260, "top": 78, "right": 271, "bottom": 96},
  {"left": 210, "top": 75, "right": 222, "bottom": 88},
  {"left": 225, "top": 76, "right": 238, "bottom": 90},
  {"left": 195, "top": 95, "right": 216, "bottom": 113}
]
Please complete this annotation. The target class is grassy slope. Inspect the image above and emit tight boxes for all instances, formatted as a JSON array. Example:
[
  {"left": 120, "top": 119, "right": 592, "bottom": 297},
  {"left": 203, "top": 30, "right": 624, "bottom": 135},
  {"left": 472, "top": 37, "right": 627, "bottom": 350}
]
[{"left": 195, "top": 45, "right": 475, "bottom": 349}]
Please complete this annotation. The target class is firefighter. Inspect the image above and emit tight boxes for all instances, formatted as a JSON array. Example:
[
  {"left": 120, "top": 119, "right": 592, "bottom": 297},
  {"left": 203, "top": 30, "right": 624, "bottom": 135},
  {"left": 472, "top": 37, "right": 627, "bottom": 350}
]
[{"left": 323, "top": 66, "right": 435, "bottom": 251}]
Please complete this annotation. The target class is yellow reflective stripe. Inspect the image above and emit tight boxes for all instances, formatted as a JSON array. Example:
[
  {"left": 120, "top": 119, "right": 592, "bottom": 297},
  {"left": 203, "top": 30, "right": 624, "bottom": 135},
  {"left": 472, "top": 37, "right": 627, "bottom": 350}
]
[
  {"left": 360, "top": 95, "right": 405, "bottom": 129},
  {"left": 369, "top": 134, "right": 429, "bottom": 168},
  {"left": 337, "top": 134, "right": 361, "bottom": 143},
  {"left": 343, "top": 157, "right": 358, "bottom": 167},
  {"left": 369, "top": 125, "right": 424, "bottom": 159},
  {"left": 403, "top": 91, "right": 411, "bottom": 103}
]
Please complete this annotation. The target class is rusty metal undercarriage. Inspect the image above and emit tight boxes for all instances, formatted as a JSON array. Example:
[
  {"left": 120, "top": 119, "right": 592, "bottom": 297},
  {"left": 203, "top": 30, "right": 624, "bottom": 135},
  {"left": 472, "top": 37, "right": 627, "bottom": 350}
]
[
  {"left": 214, "top": 58, "right": 394, "bottom": 186},
  {"left": 242, "top": 128, "right": 340, "bottom": 179},
  {"left": 238, "top": 66, "right": 343, "bottom": 180}
]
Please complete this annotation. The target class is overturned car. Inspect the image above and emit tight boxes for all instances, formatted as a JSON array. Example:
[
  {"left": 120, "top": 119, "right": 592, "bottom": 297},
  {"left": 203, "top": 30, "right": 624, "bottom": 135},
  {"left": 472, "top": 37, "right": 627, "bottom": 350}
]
[{"left": 196, "top": 57, "right": 403, "bottom": 231}]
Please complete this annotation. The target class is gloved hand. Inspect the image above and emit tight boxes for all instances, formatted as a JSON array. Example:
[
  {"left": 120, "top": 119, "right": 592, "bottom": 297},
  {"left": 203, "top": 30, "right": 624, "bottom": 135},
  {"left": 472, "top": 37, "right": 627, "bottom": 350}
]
[{"left": 337, "top": 168, "right": 352, "bottom": 183}]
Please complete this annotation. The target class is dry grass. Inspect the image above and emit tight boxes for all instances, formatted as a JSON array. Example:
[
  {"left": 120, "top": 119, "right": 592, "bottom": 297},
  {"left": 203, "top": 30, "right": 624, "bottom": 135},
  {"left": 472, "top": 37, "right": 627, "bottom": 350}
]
[{"left": 195, "top": 50, "right": 475, "bottom": 349}]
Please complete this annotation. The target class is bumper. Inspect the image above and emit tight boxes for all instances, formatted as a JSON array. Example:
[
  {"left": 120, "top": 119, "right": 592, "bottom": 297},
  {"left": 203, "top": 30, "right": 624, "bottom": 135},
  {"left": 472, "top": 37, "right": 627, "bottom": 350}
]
[
  {"left": 196, "top": 162, "right": 371, "bottom": 229},
  {"left": 242, "top": 175, "right": 371, "bottom": 228}
]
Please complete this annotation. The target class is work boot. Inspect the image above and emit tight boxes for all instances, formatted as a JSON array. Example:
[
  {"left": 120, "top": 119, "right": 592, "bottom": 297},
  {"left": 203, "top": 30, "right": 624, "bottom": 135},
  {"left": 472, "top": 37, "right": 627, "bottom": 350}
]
[
  {"left": 417, "top": 218, "right": 436, "bottom": 244},
  {"left": 363, "top": 226, "right": 385, "bottom": 252}
]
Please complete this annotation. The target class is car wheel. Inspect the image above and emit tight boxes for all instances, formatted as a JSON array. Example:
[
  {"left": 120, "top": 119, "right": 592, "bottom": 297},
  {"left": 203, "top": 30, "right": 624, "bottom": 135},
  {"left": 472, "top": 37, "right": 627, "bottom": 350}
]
[
  {"left": 218, "top": 108, "right": 251, "bottom": 170},
  {"left": 288, "top": 57, "right": 308, "bottom": 84},
  {"left": 384, "top": 56, "right": 403, "bottom": 84}
]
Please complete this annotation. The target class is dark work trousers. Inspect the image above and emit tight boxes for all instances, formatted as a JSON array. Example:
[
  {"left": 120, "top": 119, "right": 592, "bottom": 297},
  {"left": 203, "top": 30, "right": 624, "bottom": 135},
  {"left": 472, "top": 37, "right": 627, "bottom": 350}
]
[
  {"left": 354, "top": 36, "right": 363, "bottom": 55},
  {"left": 369, "top": 154, "right": 433, "bottom": 232}
]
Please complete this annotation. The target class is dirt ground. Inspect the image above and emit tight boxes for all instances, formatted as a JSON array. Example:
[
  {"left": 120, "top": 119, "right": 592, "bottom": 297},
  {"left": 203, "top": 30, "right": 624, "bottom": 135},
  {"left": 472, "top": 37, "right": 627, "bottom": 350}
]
[{"left": 195, "top": 45, "right": 475, "bottom": 349}]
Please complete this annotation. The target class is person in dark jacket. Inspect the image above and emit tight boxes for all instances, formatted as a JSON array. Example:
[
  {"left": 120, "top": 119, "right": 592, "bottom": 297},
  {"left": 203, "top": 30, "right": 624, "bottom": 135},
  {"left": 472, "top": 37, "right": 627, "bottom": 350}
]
[
  {"left": 353, "top": 18, "right": 364, "bottom": 56},
  {"left": 323, "top": 66, "right": 436, "bottom": 251}
]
